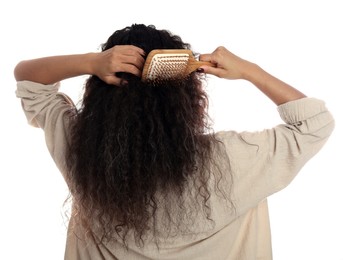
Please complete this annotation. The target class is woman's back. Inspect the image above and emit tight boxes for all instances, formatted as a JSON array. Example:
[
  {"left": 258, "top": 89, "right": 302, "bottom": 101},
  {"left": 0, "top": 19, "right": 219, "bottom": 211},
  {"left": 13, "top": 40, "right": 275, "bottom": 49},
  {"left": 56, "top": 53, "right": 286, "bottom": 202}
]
[
  {"left": 65, "top": 24, "right": 223, "bottom": 249},
  {"left": 14, "top": 24, "right": 334, "bottom": 259}
]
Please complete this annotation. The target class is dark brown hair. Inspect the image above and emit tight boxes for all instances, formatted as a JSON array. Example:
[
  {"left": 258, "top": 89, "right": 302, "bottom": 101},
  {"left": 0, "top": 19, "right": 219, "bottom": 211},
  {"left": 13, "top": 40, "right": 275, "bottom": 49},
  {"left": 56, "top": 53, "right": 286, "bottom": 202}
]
[{"left": 65, "top": 24, "right": 228, "bottom": 247}]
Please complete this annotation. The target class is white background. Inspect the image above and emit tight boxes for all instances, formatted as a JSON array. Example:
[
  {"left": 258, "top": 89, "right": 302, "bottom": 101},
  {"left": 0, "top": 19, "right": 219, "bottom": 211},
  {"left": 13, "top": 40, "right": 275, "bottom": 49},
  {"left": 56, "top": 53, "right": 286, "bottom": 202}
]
[{"left": 0, "top": 0, "right": 342, "bottom": 259}]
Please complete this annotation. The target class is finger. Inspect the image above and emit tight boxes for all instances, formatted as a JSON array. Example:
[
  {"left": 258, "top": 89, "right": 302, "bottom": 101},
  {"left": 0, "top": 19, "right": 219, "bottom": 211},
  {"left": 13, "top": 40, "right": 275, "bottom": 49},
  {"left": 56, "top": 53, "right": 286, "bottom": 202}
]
[
  {"left": 200, "top": 65, "right": 226, "bottom": 78},
  {"left": 128, "top": 54, "right": 145, "bottom": 69},
  {"left": 131, "top": 45, "right": 146, "bottom": 57},
  {"left": 104, "top": 76, "right": 122, "bottom": 86},
  {"left": 123, "top": 63, "right": 143, "bottom": 77},
  {"left": 108, "top": 76, "right": 129, "bottom": 87},
  {"left": 119, "top": 45, "right": 146, "bottom": 57},
  {"left": 115, "top": 63, "right": 143, "bottom": 77},
  {"left": 118, "top": 52, "right": 145, "bottom": 70},
  {"left": 199, "top": 54, "right": 212, "bottom": 62}
]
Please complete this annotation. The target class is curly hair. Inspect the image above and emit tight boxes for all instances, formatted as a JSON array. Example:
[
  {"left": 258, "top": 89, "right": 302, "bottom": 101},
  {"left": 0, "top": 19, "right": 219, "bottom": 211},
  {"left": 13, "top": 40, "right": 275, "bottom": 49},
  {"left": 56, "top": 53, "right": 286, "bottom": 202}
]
[{"left": 65, "top": 24, "right": 229, "bottom": 247}]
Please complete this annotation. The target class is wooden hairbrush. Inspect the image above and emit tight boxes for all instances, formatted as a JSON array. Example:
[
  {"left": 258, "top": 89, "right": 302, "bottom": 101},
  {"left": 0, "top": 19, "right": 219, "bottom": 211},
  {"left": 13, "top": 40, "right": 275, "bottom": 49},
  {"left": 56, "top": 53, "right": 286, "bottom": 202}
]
[{"left": 141, "top": 49, "right": 214, "bottom": 82}]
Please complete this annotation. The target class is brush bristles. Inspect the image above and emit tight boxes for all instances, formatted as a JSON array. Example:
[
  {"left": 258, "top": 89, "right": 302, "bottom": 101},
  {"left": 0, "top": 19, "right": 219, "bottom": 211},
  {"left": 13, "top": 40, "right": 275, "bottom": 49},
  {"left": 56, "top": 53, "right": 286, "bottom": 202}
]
[{"left": 145, "top": 53, "right": 190, "bottom": 81}]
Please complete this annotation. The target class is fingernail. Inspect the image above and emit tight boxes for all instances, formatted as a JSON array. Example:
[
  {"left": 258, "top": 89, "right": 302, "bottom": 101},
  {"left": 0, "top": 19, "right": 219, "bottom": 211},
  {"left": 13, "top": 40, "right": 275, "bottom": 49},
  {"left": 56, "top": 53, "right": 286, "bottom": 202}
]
[
  {"left": 196, "top": 68, "right": 204, "bottom": 73},
  {"left": 120, "top": 79, "right": 129, "bottom": 86}
]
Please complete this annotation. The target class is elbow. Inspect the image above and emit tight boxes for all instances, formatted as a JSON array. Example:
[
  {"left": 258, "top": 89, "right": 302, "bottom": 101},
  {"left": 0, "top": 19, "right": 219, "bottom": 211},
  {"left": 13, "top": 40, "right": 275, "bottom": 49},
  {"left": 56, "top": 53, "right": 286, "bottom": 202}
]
[
  {"left": 14, "top": 61, "right": 22, "bottom": 81},
  {"left": 14, "top": 61, "right": 27, "bottom": 82}
]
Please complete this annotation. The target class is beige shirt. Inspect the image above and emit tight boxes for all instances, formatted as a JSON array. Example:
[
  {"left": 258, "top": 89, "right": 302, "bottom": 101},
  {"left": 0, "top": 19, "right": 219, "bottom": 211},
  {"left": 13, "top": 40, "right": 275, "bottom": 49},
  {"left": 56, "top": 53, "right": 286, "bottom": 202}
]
[{"left": 16, "top": 80, "right": 334, "bottom": 260}]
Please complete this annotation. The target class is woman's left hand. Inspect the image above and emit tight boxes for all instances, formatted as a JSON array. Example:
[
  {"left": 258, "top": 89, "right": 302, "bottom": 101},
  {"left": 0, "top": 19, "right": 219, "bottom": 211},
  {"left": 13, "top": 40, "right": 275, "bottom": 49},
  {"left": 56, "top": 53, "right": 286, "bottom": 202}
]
[{"left": 91, "top": 45, "right": 145, "bottom": 85}]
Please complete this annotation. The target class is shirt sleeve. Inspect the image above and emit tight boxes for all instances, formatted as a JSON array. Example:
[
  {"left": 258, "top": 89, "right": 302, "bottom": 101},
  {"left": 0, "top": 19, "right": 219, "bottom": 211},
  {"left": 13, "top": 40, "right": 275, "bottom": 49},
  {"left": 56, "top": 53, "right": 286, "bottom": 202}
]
[
  {"left": 16, "top": 80, "right": 77, "bottom": 176},
  {"left": 216, "top": 97, "right": 335, "bottom": 214}
]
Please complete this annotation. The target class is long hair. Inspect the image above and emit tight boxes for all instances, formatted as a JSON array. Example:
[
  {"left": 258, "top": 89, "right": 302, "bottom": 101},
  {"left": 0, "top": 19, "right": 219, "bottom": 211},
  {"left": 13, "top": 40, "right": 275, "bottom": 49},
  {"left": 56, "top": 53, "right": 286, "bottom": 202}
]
[{"left": 65, "top": 24, "right": 228, "bottom": 246}]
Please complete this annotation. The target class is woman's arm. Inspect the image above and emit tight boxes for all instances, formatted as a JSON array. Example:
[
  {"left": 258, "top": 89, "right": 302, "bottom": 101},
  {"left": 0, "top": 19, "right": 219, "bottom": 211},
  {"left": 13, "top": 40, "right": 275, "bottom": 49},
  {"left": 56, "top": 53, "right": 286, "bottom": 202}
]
[
  {"left": 199, "top": 46, "right": 306, "bottom": 105},
  {"left": 14, "top": 45, "right": 145, "bottom": 86},
  {"left": 14, "top": 53, "right": 95, "bottom": 85}
]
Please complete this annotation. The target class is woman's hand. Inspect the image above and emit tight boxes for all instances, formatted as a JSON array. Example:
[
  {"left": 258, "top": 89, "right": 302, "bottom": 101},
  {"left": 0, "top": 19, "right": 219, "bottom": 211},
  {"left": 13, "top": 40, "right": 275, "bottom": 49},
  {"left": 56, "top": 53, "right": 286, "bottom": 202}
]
[
  {"left": 199, "top": 46, "right": 306, "bottom": 105},
  {"left": 199, "top": 46, "right": 253, "bottom": 80},
  {"left": 14, "top": 45, "right": 145, "bottom": 86},
  {"left": 91, "top": 45, "right": 145, "bottom": 85}
]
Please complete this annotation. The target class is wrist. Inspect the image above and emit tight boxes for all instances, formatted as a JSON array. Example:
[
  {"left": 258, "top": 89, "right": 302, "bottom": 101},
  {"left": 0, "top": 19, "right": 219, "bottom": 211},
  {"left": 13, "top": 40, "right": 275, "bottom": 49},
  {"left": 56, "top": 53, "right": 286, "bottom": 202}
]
[
  {"left": 241, "top": 62, "right": 261, "bottom": 82},
  {"left": 83, "top": 52, "right": 98, "bottom": 75}
]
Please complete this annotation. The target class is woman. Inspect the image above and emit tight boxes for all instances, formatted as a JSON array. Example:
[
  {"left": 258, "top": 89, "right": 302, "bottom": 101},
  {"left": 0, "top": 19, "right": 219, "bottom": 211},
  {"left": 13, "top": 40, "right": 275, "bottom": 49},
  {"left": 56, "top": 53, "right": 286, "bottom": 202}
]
[{"left": 14, "top": 24, "right": 334, "bottom": 260}]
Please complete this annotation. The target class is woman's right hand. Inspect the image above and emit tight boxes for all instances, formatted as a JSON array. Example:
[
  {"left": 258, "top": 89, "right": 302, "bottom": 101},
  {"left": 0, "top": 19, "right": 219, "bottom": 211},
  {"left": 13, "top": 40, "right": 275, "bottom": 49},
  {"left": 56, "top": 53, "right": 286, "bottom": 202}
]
[
  {"left": 199, "top": 46, "right": 306, "bottom": 105},
  {"left": 199, "top": 46, "right": 254, "bottom": 80}
]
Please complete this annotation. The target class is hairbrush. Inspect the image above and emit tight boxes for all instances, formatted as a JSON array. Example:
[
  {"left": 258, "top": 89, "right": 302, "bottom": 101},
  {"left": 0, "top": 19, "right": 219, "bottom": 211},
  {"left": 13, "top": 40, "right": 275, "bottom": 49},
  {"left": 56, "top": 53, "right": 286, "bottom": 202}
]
[{"left": 141, "top": 49, "right": 214, "bottom": 82}]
